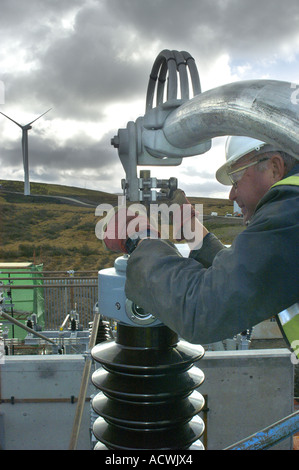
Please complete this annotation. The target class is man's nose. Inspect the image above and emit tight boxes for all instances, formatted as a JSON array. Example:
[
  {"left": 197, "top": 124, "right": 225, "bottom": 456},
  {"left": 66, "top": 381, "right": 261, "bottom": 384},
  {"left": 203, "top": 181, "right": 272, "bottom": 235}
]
[{"left": 229, "top": 186, "right": 236, "bottom": 201}]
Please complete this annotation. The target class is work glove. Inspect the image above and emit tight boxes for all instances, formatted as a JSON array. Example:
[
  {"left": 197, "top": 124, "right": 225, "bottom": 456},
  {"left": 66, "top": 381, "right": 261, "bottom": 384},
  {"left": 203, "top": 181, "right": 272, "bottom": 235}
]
[
  {"left": 101, "top": 204, "right": 159, "bottom": 254},
  {"left": 161, "top": 189, "right": 199, "bottom": 241}
]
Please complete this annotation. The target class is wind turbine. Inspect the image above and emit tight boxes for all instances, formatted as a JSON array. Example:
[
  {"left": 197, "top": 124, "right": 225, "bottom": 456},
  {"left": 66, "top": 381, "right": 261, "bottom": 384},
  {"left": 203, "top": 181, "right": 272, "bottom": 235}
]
[{"left": 0, "top": 108, "right": 52, "bottom": 195}]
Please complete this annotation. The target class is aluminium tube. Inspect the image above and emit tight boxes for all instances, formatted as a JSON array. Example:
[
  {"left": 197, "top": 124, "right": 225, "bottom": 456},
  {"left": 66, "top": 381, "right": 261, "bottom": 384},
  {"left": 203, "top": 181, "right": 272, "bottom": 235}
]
[{"left": 163, "top": 79, "right": 299, "bottom": 158}]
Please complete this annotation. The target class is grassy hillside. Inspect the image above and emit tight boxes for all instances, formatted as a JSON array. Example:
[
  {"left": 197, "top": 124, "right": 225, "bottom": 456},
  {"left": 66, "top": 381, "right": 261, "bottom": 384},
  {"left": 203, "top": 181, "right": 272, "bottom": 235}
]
[{"left": 0, "top": 180, "right": 244, "bottom": 272}]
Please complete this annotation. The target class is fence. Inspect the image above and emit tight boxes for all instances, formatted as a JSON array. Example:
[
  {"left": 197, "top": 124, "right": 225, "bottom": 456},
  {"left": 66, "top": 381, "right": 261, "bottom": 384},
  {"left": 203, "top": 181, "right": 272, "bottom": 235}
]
[{"left": 43, "top": 275, "right": 98, "bottom": 330}]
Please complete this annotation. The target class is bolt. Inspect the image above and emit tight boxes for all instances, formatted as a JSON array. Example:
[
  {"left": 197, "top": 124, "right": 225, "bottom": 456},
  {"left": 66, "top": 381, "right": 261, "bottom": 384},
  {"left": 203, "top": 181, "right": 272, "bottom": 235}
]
[{"left": 111, "top": 135, "right": 119, "bottom": 148}]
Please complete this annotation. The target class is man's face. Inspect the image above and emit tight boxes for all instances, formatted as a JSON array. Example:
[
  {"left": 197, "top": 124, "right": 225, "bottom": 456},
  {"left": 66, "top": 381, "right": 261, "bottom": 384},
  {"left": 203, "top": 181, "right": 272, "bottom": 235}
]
[{"left": 228, "top": 152, "right": 281, "bottom": 224}]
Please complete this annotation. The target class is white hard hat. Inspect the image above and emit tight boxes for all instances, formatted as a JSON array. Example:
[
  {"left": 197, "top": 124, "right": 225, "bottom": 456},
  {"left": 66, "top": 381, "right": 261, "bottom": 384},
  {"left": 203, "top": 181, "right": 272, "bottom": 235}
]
[{"left": 216, "top": 136, "right": 267, "bottom": 185}]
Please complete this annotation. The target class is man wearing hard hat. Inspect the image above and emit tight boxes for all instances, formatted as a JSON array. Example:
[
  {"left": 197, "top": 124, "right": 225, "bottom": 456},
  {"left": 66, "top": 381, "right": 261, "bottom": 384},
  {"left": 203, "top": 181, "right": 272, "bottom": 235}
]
[{"left": 103, "top": 136, "right": 299, "bottom": 357}]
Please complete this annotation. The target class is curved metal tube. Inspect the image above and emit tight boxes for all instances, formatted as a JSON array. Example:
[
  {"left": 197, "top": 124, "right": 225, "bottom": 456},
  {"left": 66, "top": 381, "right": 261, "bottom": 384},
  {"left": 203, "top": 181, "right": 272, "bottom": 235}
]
[{"left": 163, "top": 79, "right": 299, "bottom": 158}]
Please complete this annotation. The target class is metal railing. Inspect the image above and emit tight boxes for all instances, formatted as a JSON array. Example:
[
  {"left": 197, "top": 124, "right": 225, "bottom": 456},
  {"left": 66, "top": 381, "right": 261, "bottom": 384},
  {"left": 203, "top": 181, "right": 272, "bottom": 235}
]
[
  {"left": 0, "top": 270, "right": 98, "bottom": 330},
  {"left": 43, "top": 276, "right": 97, "bottom": 329},
  {"left": 225, "top": 410, "right": 299, "bottom": 450}
]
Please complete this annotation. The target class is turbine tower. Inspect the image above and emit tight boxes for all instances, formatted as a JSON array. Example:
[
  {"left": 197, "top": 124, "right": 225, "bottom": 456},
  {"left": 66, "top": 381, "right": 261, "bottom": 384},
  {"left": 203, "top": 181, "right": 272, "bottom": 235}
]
[{"left": 0, "top": 108, "right": 51, "bottom": 196}]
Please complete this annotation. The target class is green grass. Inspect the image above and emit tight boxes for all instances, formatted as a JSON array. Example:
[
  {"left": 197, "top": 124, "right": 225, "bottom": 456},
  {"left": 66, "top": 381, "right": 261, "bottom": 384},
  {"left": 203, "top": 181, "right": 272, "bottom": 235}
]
[
  {"left": 0, "top": 180, "right": 244, "bottom": 271},
  {"left": 0, "top": 179, "right": 117, "bottom": 202}
]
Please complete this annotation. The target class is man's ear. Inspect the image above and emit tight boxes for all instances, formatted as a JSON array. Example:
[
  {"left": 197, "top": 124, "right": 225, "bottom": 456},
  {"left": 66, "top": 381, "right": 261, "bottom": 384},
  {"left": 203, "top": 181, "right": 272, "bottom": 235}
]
[{"left": 270, "top": 153, "right": 286, "bottom": 182}]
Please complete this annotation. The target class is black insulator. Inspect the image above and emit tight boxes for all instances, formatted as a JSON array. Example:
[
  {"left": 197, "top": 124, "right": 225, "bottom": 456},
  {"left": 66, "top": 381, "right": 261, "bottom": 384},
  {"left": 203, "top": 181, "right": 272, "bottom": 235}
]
[{"left": 91, "top": 324, "right": 205, "bottom": 450}]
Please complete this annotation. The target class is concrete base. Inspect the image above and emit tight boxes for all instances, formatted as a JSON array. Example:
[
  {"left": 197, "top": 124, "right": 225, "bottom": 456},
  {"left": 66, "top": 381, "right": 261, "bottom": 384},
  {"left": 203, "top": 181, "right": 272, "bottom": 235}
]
[
  {"left": 0, "top": 348, "right": 294, "bottom": 450},
  {"left": 198, "top": 349, "right": 294, "bottom": 450},
  {"left": 0, "top": 355, "right": 96, "bottom": 450}
]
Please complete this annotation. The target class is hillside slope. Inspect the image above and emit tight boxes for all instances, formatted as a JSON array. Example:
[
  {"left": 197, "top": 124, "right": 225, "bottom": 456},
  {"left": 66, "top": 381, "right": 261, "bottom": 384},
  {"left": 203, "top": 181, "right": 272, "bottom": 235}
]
[{"left": 0, "top": 180, "right": 242, "bottom": 272}]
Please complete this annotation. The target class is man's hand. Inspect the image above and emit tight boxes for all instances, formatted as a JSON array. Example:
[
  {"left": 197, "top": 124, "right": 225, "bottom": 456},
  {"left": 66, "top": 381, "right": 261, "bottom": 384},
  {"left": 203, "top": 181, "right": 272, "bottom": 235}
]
[
  {"left": 102, "top": 205, "right": 159, "bottom": 253},
  {"left": 161, "top": 189, "right": 198, "bottom": 241},
  {"left": 164, "top": 188, "right": 191, "bottom": 207},
  {"left": 161, "top": 188, "right": 209, "bottom": 246}
]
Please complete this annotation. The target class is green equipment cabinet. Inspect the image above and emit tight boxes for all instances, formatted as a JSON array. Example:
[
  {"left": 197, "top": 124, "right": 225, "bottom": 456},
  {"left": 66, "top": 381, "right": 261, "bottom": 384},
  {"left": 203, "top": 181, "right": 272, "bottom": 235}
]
[{"left": 0, "top": 262, "right": 45, "bottom": 340}]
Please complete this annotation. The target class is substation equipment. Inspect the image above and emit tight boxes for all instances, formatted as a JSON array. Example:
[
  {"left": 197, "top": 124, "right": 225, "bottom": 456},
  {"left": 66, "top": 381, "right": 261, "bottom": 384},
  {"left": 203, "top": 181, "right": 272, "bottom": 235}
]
[{"left": 90, "top": 50, "right": 299, "bottom": 450}]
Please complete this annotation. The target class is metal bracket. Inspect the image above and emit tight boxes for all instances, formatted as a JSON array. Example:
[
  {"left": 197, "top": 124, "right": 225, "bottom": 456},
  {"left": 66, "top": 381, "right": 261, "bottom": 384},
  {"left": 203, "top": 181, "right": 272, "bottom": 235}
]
[{"left": 111, "top": 50, "right": 212, "bottom": 201}]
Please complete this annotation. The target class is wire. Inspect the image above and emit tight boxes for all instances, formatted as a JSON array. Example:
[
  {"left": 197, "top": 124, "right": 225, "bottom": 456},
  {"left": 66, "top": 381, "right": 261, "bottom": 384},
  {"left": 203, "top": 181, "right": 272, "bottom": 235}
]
[{"left": 145, "top": 49, "right": 201, "bottom": 111}]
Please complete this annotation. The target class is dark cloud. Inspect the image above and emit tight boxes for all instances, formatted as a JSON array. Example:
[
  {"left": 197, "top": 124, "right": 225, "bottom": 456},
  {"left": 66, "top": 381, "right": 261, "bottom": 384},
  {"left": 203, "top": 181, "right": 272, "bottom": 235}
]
[
  {"left": 106, "top": 0, "right": 299, "bottom": 61},
  {"left": 0, "top": 129, "right": 119, "bottom": 171},
  {"left": 1, "top": 0, "right": 299, "bottom": 196},
  {"left": 2, "top": 1, "right": 152, "bottom": 119}
]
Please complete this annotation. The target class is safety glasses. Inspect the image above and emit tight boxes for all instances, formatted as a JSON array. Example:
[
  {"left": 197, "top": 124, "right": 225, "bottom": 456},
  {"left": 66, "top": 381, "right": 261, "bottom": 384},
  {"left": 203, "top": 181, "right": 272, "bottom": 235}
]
[{"left": 227, "top": 157, "right": 270, "bottom": 188}]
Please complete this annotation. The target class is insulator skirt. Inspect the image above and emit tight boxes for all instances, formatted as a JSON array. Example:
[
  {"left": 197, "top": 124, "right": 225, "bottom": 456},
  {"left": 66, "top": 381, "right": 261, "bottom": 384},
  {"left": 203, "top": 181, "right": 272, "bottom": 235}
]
[{"left": 91, "top": 324, "right": 205, "bottom": 450}]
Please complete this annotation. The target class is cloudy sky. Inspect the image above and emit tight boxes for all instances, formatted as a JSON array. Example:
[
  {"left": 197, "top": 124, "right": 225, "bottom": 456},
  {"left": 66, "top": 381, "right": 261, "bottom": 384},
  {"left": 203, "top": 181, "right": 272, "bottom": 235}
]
[{"left": 0, "top": 0, "right": 299, "bottom": 199}]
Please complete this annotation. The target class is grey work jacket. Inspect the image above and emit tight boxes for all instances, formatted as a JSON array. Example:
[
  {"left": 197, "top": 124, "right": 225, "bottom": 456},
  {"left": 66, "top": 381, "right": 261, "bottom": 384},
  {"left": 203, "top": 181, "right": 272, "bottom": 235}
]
[{"left": 125, "top": 166, "right": 299, "bottom": 345}]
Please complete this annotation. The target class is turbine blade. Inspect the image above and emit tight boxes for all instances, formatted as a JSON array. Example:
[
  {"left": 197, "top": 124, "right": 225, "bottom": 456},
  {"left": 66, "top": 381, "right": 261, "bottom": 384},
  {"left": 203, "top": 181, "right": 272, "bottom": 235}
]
[
  {"left": 0, "top": 111, "right": 23, "bottom": 128},
  {"left": 27, "top": 108, "right": 52, "bottom": 126}
]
